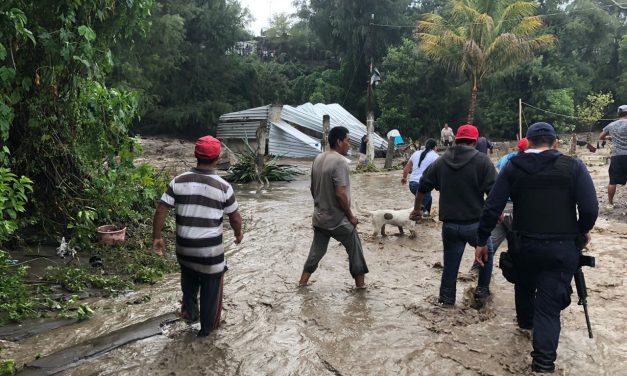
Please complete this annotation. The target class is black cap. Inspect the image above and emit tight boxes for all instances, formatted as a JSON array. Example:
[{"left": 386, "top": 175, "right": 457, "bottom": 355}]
[{"left": 526, "top": 122, "right": 556, "bottom": 138}]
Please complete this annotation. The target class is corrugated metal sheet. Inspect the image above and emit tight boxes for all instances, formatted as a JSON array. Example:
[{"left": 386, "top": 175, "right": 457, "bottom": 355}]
[
  {"left": 268, "top": 121, "right": 321, "bottom": 158},
  {"left": 281, "top": 103, "right": 388, "bottom": 150},
  {"left": 219, "top": 105, "right": 269, "bottom": 121},
  {"left": 216, "top": 121, "right": 260, "bottom": 139}
]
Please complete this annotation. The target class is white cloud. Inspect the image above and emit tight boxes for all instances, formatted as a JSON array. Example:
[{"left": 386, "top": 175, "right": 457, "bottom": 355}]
[{"left": 239, "top": 0, "right": 297, "bottom": 36}]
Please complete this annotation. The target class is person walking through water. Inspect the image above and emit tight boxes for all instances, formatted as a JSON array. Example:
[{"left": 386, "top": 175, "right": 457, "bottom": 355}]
[
  {"left": 410, "top": 124, "right": 496, "bottom": 307},
  {"left": 402, "top": 138, "right": 439, "bottom": 218},
  {"left": 599, "top": 104, "right": 627, "bottom": 209},
  {"left": 476, "top": 136, "right": 493, "bottom": 154},
  {"left": 470, "top": 137, "right": 529, "bottom": 274},
  {"left": 441, "top": 123, "right": 454, "bottom": 148},
  {"left": 475, "top": 122, "right": 598, "bottom": 373},
  {"left": 152, "top": 136, "right": 243, "bottom": 337},
  {"left": 299, "top": 126, "right": 369, "bottom": 288}
]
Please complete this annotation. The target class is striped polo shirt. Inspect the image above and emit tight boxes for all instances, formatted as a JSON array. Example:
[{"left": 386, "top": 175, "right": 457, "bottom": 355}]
[{"left": 160, "top": 168, "right": 238, "bottom": 274}]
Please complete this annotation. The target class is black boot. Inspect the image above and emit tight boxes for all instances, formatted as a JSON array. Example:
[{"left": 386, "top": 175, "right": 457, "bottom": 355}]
[{"left": 474, "top": 286, "right": 490, "bottom": 308}]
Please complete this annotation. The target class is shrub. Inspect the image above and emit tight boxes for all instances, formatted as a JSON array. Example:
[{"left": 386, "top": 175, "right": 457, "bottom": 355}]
[{"left": 225, "top": 139, "right": 303, "bottom": 184}]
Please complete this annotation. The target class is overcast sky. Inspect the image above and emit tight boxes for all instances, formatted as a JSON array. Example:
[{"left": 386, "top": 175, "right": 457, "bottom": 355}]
[{"left": 240, "top": 0, "right": 297, "bottom": 36}]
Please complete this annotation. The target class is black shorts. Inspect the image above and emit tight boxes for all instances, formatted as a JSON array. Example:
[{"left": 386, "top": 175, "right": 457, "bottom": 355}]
[{"left": 609, "top": 155, "right": 627, "bottom": 185}]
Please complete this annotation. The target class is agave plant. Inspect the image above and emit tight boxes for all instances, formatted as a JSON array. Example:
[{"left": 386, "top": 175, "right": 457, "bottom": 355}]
[{"left": 224, "top": 139, "right": 303, "bottom": 184}]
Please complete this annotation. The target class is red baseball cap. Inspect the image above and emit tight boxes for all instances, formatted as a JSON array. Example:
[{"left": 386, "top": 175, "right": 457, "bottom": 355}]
[
  {"left": 455, "top": 124, "right": 479, "bottom": 140},
  {"left": 194, "top": 136, "right": 221, "bottom": 159},
  {"left": 517, "top": 137, "right": 529, "bottom": 151}
]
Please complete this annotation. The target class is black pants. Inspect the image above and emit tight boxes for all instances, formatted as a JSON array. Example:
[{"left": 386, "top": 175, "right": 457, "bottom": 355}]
[
  {"left": 514, "top": 238, "right": 578, "bottom": 370},
  {"left": 180, "top": 264, "right": 225, "bottom": 334}
]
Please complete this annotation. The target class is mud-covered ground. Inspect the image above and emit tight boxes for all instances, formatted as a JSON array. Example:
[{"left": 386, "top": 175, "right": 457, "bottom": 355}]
[{"left": 3, "top": 137, "right": 626, "bottom": 375}]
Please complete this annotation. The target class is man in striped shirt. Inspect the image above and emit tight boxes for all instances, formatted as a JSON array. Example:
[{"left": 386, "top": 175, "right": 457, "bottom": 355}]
[{"left": 152, "top": 136, "right": 243, "bottom": 337}]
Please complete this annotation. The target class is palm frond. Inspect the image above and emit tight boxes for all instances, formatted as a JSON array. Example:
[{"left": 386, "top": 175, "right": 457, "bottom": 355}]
[{"left": 225, "top": 139, "right": 303, "bottom": 183}]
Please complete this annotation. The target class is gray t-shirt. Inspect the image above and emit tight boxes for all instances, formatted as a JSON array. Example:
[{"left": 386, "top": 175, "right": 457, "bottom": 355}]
[
  {"left": 310, "top": 151, "right": 351, "bottom": 230},
  {"left": 603, "top": 119, "right": 627, "bottom": 156}
]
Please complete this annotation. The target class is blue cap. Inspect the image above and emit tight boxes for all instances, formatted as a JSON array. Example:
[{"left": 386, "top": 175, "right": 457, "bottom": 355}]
[{"left": 526, "top": 122, "right": 556, "bottom": 139}]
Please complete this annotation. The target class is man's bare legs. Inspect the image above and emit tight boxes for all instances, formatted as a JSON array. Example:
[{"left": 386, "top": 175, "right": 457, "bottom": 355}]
[
  {"left": 298, "top": 272, "right": 311, "bottom": 287},
  {"left": 355, "top": 274, "right": 366, "bottom": 289},
  {"left": 299, "top": 272, "right": 366, "bottom": 289},
  {"left": 608, "top": 184, "right": 617, "bottom": 206}
]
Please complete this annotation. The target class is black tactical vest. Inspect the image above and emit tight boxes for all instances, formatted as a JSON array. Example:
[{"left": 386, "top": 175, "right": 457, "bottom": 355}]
[{"left": 511, "top": 154, "right": 579, "bottom": 235}]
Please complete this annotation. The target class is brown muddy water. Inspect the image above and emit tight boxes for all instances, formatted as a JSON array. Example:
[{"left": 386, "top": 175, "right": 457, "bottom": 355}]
[{"left": 3, "top": 139, "right": 627, "bottom": 375}]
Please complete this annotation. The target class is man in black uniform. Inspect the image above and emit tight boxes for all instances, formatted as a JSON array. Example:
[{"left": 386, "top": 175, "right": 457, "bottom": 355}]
[{"left": 474, "top": 122, "right": 598, "bottom": 373}]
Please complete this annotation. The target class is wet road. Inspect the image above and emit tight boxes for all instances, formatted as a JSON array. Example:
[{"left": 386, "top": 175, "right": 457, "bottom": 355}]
[{"left": 5, "top": 159, "right": 627, "bottom": 375}]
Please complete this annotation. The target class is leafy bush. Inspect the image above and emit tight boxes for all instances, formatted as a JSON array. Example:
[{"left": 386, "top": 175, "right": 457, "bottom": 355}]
[
  {"left": 0, "top": 168, "right": 32, "bottom": 243},
  {"left": 0, "top": 250, "right": 36, "bottom": 324},
  {"left": 225, "top": 139, "right": 303, "bottom": 184}
]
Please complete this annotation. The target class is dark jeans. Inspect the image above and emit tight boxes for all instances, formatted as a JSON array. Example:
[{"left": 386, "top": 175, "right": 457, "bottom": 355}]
[
  {"left": 303, "top": 223, "right": 369, "bottom": 278},
  {"left": 514, "top": 238, "right": 578, "bottom": 371},
  {"left": 180, "top": 264, "right": 225, "bottom": 334},
  {"left": 408, "top": 182, "right": 433, "bottom": 213},
  {"left": 440, "top": 222, "right": 494, "bottom": 304}
]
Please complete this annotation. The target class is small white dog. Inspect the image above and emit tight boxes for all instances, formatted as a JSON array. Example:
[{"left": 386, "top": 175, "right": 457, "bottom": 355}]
[{"left": 355, "top": 202, "right": 417, "bottom": 238}]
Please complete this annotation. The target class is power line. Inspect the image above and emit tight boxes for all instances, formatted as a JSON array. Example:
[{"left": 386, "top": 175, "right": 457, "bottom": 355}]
[
  {"left": 522, "top": 101, "right": 618, "bottom": 121},
  {"left": 342, "top": 47, "right": 366, "bottom": 107}
]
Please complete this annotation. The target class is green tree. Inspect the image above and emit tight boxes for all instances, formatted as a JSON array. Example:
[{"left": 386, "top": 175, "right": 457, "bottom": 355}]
[
  {"left": 113, "top": 0, "right": 252, "bottom": 136},
  {"left": 265, "top": 13, "right": 293, "bottom": 37},
  {"left": 1, "top": 0, "right": 156, "bottom": 237},
  {"left": 376, "top": 38, "right": 466, "bottom": 138},
  {"left": 415, "top": 0, "right": 555, "bottom": 123},
  {"left": 619, "top": 35, "right": 627, "bottom": 104},
  {"left": 576, "top": 92, "right": 613, "bottom": 136},
  {"left": 294, "top": 0, "right": 413, "bottom": 118}
]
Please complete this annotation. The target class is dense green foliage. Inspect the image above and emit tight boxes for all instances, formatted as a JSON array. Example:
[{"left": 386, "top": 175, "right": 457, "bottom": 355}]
[{"left": 0, "top": 0, "right": 176, "bottom": 247}]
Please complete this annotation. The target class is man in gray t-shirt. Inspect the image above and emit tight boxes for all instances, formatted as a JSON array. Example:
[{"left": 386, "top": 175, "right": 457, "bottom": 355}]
[
  {"left": 299, "top": 126, "right": 369, "bottom": 288},
  {"left": 600, "top": 104, "right": 627, "bottom": 208}
]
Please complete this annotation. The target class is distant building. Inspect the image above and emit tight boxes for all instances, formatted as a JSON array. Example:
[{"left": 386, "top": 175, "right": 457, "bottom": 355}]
[{"left": 229, "top": 40, "right": 257, "bottom": 56}]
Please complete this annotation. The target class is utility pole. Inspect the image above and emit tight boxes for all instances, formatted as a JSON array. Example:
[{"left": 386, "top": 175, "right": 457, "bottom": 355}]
[
  {"left": 518, "top": 98, "right": 522, "bottom": 140},
  {"left": 366, "top": 13, "right": 375, "bottom": 164},
  {"left": 322, "top": 115, "right": 330, "bottom": 152}
]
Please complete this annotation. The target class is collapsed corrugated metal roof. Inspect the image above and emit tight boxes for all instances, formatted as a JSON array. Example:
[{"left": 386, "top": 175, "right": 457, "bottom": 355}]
[
  {"left": 217, "top": 103, "right": 388, "bottom": 158},
  {"left": 269, "top": 120, "right": 321, "bottom": 158},
  {"left": 219, "top": 105, "right": 269, "bottom": 122},
  {"left": 283, "top": 103, "right": 388, "bottom": 150}
]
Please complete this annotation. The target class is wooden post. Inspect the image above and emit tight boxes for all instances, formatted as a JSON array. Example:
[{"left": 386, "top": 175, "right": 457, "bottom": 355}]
[
  {"left": 384, "top": 136, "right": 394, "bottom": 169},
  {"left": 366, "top": 112, "right": 375, "bottom": 163},
  {"left": 256, "top": 120, "right": 267, "bottom": 171},
  {"left": 570, "top": 133, "right": 577, "bottom": 156},
  {"left": 322, "top": 114, "right": 330, "bottom": 152}
]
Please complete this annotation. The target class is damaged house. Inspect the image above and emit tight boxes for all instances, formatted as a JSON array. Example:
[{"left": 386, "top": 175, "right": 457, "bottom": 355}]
[{"left": 217, "top": 103, "right": 388, "bottom": 158}]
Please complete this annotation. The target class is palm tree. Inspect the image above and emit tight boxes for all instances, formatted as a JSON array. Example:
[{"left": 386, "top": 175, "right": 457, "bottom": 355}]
[{"left": 415, "top": 0, "right": 555, "bottom": 124}]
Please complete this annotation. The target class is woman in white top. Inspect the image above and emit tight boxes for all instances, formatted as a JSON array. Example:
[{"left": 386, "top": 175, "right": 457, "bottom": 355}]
[{"left": 401, "top": 138, "right": 439, "bottom": 217}]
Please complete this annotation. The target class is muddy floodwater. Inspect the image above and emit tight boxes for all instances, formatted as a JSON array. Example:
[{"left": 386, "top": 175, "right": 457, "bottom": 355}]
[{"left": 3, "top": 138, "right": 627, "bottom": 375}]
